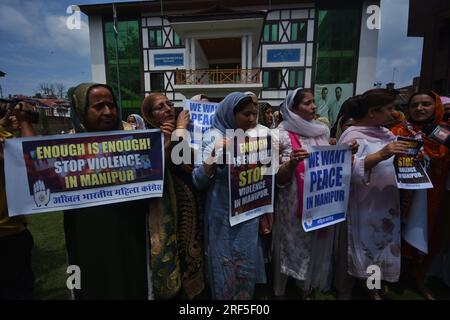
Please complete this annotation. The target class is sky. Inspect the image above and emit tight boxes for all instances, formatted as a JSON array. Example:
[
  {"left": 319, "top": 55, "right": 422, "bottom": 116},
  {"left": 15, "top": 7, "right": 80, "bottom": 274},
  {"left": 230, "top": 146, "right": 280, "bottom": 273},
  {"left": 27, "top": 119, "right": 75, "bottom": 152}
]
[{"left": 0, "top": 0, "right": 423, "bottom": 97}]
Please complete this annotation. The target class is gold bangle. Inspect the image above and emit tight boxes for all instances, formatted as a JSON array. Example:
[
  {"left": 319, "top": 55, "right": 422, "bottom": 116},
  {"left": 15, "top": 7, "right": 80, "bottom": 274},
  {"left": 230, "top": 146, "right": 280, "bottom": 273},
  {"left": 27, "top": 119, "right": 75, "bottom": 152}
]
[{"left": 0, "top": 129, "right": 13, "bottom": 138}]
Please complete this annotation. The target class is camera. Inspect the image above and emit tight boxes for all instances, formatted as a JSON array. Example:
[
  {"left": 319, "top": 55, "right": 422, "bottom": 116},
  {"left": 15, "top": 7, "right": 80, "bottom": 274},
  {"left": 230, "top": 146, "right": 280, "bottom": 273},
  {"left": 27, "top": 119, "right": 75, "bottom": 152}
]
[
  {"left": 0, "top": 98, "right": 40, "bottom": 124},
  {"left": 422, "top": 123, "right": 450, "bottom": 149}
]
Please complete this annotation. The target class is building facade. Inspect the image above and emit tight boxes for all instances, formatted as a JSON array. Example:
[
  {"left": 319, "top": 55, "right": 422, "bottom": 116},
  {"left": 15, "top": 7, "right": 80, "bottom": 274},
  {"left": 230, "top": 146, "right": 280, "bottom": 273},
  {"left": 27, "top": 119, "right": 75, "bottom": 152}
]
[
  {"left": 408, "top": 0, "right": 450, "bottom": 95},
  {"left": 80, "top": 0, "right": 380, "bottom": 115}
]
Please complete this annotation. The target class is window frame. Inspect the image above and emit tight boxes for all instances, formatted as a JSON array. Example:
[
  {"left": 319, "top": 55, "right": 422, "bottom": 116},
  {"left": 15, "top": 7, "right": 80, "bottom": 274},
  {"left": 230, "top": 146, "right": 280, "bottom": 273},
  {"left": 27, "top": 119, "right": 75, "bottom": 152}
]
[
  {"left": 289, "top": 20, "right": 308, "bottom": 43},
  {"left": 287, "top": 68, "right": 305, "bottom": 89},
  {"left": 263, "top": 22, "right": 279, "bottom": 43},
  {"left": 150, "top": 72, "right": 165, "bottom": 92},
  {"left": 262, "top": 69, "right": 283, "bottom": 90},
  {"left": 314, "top": 8, "right": 361, "bottom": 86},
  {"left": 173, "top": 31, "right": 183, "bottom": 47},
  {"left": 148, "top": 27, "right": 164, "bottom": 49},
  {"left": 103, "top": 19, "right": 143, "bottom": 110}
]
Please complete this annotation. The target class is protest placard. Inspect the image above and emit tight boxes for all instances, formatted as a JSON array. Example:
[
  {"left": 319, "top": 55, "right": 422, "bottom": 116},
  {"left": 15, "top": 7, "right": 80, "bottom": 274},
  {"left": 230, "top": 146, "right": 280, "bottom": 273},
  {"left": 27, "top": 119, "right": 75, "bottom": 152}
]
[
  {"left": 4, "top": 129, "right": 164, "bottom": 216},
  {"left": 393, "top": 136, "right": 433, "bottom": 189},
  {"left": 183, "top": 99, "right": 219, "bottom": 148},
  {"left": 228, "top": 135, "right": 274, "bottom": 226},
  {"left": 302, "top": 145, "right": 351, "bottom": 232}
]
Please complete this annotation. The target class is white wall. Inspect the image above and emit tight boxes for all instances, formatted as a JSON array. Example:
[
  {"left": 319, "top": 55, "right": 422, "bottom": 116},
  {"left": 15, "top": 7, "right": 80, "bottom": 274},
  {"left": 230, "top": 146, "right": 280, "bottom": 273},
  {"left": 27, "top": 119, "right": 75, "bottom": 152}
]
[
  {"left": 89, "top": 16, "right": 106, "bottom": 84},
  {"left": 356, "top": 0, "right": 381, "bottom": 94},
  {"left": 194, "top": 39, "right": 209, "bottom": 69}
]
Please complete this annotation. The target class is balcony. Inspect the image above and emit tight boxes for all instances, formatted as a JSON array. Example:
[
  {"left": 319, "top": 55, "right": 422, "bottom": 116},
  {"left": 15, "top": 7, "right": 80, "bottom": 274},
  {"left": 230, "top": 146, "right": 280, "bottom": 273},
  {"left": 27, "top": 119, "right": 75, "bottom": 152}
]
[
  {"left": 174, "top": 68, "right": 262, "bottom": 98},
  {"left": 176, "top": 68, "right": 261, "bottom": 85}
]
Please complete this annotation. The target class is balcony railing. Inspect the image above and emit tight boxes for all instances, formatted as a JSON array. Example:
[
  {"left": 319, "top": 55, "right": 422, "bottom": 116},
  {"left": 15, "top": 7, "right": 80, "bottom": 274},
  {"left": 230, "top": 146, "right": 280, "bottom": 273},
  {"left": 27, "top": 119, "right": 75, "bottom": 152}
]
[{"left": 175, "top": 68, "right": 261, "bottom": 85}]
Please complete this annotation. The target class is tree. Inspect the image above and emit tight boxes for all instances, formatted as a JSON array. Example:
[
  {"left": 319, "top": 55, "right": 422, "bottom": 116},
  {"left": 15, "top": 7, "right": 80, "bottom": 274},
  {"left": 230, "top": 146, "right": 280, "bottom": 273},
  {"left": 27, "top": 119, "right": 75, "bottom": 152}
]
[
  {"left": 55, "top": 83, "right": 66, "bottom": 99},
  {"left": 37, "top": 83, "right": 56, "bottom": 98}
]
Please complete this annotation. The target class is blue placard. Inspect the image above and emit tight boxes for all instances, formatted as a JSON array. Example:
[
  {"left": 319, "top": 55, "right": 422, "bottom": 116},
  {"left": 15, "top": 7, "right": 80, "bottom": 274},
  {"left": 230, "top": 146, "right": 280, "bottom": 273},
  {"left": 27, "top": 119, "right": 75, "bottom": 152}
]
[
  {"left": 267, "top": 48, "right": 300, "bottom": 63},
  {"left": 154, "top": 53, "right": 184, "bottom": 67}
]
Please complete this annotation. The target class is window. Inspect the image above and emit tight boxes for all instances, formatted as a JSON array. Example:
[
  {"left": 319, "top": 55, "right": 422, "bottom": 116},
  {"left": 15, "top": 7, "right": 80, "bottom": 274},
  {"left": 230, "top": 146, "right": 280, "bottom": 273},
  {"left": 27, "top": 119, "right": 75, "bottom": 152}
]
[
  {"left": 150, "top": 73, "right": 165, "bottom": 91},
  {"left": 173, "top": 32, "right": 182, "bottom": 47},
  {"left": 290, "top": 22, "right": 307, "bottom": 42},
  {"left": 288, "top": 69, "right": 304, "bottom": 88},
  {"left": 263, "top": 70, "right": 282, "bottom": 89},
  {"left": 263, "top": 23, "right": 279, "bottom": 43},
  {"left": 148, "top": 28, "right": 163, "bottom": 48},
  {"left": 315, "top": 9, "right": 360, "bottom": 84},
  {"left": 104, "top": 20, "right": 142, "bottom": 110}
]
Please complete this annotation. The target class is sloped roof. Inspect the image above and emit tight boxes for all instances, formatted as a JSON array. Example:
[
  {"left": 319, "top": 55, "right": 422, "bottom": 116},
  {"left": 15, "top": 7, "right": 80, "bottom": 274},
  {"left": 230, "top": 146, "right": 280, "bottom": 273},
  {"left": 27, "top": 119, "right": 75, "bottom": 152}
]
[
  {"left": 35, "top": 98, "right": 70, "bottom": 108},
  {"left": 168, "top": 4, "right": 265, "bottom": 23}
]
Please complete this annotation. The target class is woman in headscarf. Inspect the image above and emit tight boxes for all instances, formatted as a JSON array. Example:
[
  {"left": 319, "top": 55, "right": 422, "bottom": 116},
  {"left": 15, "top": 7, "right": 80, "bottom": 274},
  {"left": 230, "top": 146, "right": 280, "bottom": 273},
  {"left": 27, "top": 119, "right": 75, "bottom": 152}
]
[
  {"left": 335, "top": 116, "right": 356, "bottom": 141},
  {"left": 337, "top": 89, "right": 409, "bottom": 299},
  {"left": 141, "top": 93, "right": 205, "bottom": 300},
  {"left": 192, "top": 92, "right": 266, "bottom": 300},
  {"left": 391, "top": 91, "right": 450, "bottom": 299},
  {"left": 64, "top": 83, "right": 150, "bottom": 299},
  {"left": 190, "top": 94, "right": 210, "bottom": 102},
  {"left": 127, "top": 114, "right": 146, "bottom": 130},
  {"left": 334, "top": 97, "right": 359, "bottom": 141},
  {"left": 272, "top": 111, "right": 281, "bottom": 128},
  {"left": 272, "top": 88, "right": 336, "bottom": 299},
  {"left": 258, "top": 102, "right": 274, "bottom": 128}
]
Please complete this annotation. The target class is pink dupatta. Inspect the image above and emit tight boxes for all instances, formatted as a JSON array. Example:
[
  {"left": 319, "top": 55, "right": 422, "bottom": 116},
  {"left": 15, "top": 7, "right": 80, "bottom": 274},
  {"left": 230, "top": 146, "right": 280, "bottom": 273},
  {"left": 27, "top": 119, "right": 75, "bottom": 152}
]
[{"left": 288, "top": 130, "right": 305, "bottom": 220}]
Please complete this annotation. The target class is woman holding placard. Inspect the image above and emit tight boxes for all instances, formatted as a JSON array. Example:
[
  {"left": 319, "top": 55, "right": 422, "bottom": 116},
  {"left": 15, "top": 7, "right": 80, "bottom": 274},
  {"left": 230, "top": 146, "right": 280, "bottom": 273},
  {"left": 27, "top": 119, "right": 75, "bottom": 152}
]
[
  {"left": 273, "top": 88, "right": 336, "bottom": 299},
  {"left": 337, "top": 89, "right": 409, "bottom": 299},
  {"left": 391, "top": 92, "right": 449, "bottom": 299},
  {"left": 192, "top": 92, "right": 266, "bottom": 300}
]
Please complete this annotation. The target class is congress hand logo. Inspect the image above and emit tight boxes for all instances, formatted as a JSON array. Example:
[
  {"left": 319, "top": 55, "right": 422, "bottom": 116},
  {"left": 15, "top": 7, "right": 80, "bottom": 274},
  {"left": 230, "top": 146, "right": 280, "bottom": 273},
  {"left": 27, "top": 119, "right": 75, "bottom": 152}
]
[{"left": 33, "top": 180, "right": 51, "bottom": 207}]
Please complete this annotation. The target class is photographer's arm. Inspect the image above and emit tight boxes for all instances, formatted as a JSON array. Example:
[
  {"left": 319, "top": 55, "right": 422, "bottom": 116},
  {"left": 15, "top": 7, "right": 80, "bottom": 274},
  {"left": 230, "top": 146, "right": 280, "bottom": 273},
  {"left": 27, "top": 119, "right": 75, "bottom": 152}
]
[
  {"left": 14, "top": 102, "right": 35, "bottom": 137},
  {"left": 0, "top": 109, "right": 18, "bottom": 133}
]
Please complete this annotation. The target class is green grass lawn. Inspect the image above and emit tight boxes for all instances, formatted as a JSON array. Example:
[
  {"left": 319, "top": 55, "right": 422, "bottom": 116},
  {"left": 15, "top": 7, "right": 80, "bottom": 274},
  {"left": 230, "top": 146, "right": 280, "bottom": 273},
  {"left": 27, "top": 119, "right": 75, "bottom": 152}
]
[
  {"left": 27, "top": 211, "right": 70, "bottom": 300},
  {"left": 26, "top": 211, "right": 450, "bottom": 300}
]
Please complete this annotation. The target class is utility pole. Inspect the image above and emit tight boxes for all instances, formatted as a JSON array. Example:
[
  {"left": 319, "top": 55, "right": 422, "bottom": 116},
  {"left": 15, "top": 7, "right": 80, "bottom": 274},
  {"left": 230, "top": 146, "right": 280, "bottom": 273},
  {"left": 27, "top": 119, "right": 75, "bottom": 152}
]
[
  {"left": 0, "top": 71, "right": 5, "bottom": 98},
  {"left": 392, "top": 67, "right": 398, "bottom": 83},
  {"left": 112, "top": 3, "right": 122, "bottom": 115}
]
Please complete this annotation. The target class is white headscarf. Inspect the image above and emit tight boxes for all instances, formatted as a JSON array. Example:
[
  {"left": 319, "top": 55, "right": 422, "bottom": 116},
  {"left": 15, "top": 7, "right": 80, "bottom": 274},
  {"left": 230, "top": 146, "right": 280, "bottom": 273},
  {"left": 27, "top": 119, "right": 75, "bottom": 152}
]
[
  {"left": 127, "top": 114, "right": 146, "bottom": 130},
  {"left": 279, "top": 88, "right": 330, "bottom": 139}
]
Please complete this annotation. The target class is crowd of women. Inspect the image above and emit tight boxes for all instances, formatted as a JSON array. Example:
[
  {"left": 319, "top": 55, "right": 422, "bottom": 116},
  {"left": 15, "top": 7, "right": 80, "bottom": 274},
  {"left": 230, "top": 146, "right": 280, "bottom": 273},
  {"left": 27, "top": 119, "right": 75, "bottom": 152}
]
[{"left": 0, "top": 82, "right": 449, "bottom": 300}]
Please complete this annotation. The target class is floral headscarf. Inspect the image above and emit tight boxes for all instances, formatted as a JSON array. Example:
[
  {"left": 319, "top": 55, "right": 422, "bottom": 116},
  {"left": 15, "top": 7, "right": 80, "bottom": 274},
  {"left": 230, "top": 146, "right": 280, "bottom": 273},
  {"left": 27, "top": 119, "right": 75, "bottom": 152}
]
[{"left": 69, "top": 82, "right": 122, "bottom": 133}]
